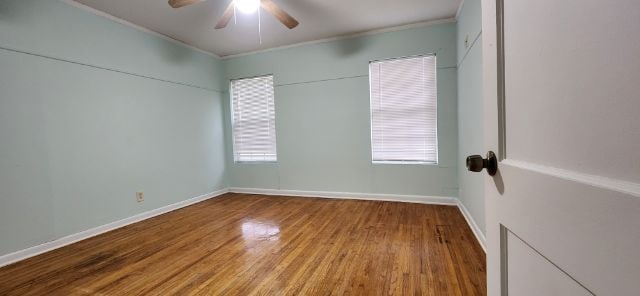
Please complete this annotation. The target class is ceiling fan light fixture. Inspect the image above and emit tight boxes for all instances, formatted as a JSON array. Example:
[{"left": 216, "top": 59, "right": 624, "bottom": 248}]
[{"left": 234, "top": 0, "right": 260, "bottom": 14}]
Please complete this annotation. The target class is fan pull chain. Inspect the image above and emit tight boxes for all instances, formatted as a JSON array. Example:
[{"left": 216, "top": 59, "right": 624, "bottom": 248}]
[
  {"left": 258, "top": 8, "right": 262, "bottom": 44},
  {"left": 233, "top": 4, "right": 237, "bottom": 25}
]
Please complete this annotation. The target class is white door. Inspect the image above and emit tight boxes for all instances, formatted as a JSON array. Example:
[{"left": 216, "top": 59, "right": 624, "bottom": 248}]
[{"left": 479, "top": 0, "right": 640, "bottom": 295}]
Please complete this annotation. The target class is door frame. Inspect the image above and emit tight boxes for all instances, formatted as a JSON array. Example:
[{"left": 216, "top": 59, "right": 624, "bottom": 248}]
[{"left": 480, "top": 0, "right": 503, "bottom": 292}]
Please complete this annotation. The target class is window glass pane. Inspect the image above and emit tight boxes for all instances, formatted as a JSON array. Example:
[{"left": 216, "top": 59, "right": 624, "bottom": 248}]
[
  {"left": 231, "top": 75, "right": 277, "bottom": 162},
  {"left": 370, "top": 55, "right": 438, "bottom": 163}
]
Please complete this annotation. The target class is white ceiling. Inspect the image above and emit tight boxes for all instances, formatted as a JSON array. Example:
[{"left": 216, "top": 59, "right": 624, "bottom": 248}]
[{"left": 72, "top": 0, "right": 461, "bottom": 57}]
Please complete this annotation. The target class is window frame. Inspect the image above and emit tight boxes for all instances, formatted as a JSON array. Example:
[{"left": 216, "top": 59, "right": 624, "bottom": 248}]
[
  {"left": 368, "top": 54, "right": 439, "bottom": 165},
  {"left": 229, "top": 74, "right": 278, "bottom": 163}
]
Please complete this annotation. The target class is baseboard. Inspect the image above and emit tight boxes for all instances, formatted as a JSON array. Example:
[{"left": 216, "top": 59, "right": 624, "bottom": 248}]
[
  {"left": 456, "top": 199, "right": 487, "bottom": 252},
  {"left": 1, "top": 187, "right": 484, "bottom": 268},
  {"left": 228, "top": 187, "right": 458, "bottom": 205},
  {"left": 230, "top": 187, "right": 486, "bottom": 251},
  {"left": 0, "top": 188, "right": 229, "bottom": 268}
]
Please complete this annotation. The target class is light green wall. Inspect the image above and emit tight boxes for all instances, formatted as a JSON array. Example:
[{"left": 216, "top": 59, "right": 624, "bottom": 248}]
[
  {"left": 222, "top": 23, "right": 459, "bottom": 197},
  {"left": 457, "top": 0, "right": 485, "bottom": 233},
  {"left": 0, "top": 0, "right": 223, "bottom": 91},
  {"left": 0, "top": 0, "right": 227, "bottom": 256},
  {"left": 1, "top": 0, "right": 480, "bottom": 257}
]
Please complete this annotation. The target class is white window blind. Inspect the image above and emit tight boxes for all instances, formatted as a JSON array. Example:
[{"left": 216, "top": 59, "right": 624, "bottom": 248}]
[
  {"left": 231, "top": 75, "right": 277, "bottom": 162},
  {"left": 370, "top": 55, "right": 438, "bottom": 164}
]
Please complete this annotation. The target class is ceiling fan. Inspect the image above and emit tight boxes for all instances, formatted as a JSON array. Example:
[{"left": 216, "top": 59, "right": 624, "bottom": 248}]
[{"left": 168, "top": 0, "right": 299, "bottom": 29}]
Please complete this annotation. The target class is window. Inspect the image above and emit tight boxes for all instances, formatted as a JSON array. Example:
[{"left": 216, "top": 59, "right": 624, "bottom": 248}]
[
  {"left": 369, "top": 55, "right": 438, "bottom": 164},
  {"left": 231, "top": 75, "right": 277, "bottom": 162}
]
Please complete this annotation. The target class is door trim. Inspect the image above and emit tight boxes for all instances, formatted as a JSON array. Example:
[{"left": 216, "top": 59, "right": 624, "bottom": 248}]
[
  {"left": 496, "top": 0, "right": 507, "bottom": 161},
  {"left": 502, "top": 159, "right": 640, "bottom": 198}
]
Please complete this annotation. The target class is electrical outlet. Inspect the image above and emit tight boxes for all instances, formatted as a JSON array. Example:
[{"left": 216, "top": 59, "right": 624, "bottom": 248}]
[{"left": 136, "top": 192, "right": 144, "bottom": 203}]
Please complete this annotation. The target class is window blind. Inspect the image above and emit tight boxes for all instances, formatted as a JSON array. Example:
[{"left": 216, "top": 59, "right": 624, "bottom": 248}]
[
  {"left": 231, "top": 75, "right": 277, "bottom": 162},
  {"left": 370, "top": 55, "right": 438, "bottom": 163}
]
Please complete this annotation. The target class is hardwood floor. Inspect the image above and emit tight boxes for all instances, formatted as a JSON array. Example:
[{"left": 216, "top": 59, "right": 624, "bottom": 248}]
[{"left": 0, "top": 193, "right": 486, "bottom": 295}]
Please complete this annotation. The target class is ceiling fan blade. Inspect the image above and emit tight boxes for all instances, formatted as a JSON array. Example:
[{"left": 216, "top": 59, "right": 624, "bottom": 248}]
[
  {"left": 168, "top": 0, "right": 201, "bottom": 8},
  {"left": 260, "top": 0, "right": 299, "bottom": 29},
  {"left": 214, "top": 2, "right": 235, "bottom": 29}
]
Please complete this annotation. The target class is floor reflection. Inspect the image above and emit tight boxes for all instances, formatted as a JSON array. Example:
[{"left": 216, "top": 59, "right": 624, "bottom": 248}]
[{"left": 241, "top": 220, "right": 280, "bottom": 241}]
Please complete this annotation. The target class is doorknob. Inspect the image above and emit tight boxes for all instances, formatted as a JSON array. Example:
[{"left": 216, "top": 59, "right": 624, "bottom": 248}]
[{"left": 466, "top": 151, "right": 498, "bottom": 176}]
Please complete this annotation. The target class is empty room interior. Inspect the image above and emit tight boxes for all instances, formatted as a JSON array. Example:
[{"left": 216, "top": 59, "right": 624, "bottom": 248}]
[{"left": 0, "top": 0, "right": 638, "bottom": 295}]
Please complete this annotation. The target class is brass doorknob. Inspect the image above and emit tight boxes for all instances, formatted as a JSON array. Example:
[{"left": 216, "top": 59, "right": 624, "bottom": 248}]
[{"left": 466, "top": 151, "right": 498, "bottom": 176}]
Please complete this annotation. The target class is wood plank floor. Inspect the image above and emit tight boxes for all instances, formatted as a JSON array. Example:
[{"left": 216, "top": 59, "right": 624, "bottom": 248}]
[{"left": 0, "top": 193, "right": 486, "bottom": 295}]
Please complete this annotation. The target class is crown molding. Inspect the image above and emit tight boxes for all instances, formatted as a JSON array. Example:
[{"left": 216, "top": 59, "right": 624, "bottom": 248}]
[
  {"left": 455, "top": 0, "right": 465, "bottom": 20},
  {"left": 221, "top": 17, "right": 457, "bottom": 59},
  {"left": 63, "top": 1, "right": 458, "bottom": 62},
  {"left": 62, "top": 0, "right": 221, "bottom": 59}
]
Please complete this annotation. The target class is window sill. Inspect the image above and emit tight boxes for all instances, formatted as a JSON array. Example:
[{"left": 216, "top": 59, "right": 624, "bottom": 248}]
[
  {"left": 372, "top": 161, "right": 440, "bottom": 166},
  {"left": 234, "top": 161, "right": 278, "bottom": 164}
]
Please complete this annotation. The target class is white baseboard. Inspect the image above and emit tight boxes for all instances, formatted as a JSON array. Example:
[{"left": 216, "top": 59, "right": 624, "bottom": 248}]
[
  {"left": 228, "top": 187, "right": 458, "bottom": 205},
  {"left": 1, "top": 187, "right": 485, "bottom": 268},
  {"left": 0, "top": 188, "right": 229, "bottom": 268},
  {"left": 456, "top": 199, "right": 487, "bottom": 252},
  {"left": 229, "top": 187, "right": 486, "bottom": 252}
]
